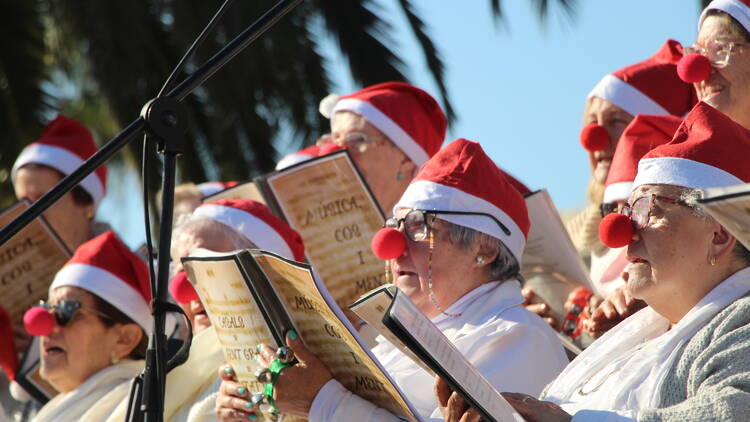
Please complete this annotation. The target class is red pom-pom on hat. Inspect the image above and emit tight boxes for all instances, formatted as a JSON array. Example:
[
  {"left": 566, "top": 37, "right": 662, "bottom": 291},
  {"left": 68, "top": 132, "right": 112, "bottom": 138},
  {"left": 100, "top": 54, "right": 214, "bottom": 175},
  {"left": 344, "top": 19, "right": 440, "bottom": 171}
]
[
  {"left": 23, "top": 306, "right": 55, "bottom": 337},
  {"left": 580, "top": 123, "right": 610, "bottom": 152},
  {"left": 169, "top": 271, "right": 198, "bottom": 304},
  {"left": 677, "top": 53, "right": 712, "bottom": 83},
  {"left": 371, "top": 228, "right": 406, "bottom": 260},
  {"left": 599, "top": 213, "right": 634, "bottom": 248}
]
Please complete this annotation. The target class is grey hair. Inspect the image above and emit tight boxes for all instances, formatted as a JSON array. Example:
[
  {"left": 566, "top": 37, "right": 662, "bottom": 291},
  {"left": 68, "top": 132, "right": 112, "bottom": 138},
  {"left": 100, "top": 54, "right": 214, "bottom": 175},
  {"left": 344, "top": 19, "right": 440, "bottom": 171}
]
[
  {"left": 679, "top": 187, "right": 750, "bottom": 266},
  {"left": 171, "top": 215, "right": 255, "bottom": 254},
  {"left": 443, "top": 220, "right": 520, "bottom": 282}
]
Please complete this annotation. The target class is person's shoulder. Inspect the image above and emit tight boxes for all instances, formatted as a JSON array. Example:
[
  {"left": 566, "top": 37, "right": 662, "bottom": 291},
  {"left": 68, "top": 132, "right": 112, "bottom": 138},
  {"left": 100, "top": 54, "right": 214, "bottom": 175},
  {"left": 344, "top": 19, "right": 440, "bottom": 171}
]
[{"left": 706, "top": 293, "right": 750, "bottom": 335}]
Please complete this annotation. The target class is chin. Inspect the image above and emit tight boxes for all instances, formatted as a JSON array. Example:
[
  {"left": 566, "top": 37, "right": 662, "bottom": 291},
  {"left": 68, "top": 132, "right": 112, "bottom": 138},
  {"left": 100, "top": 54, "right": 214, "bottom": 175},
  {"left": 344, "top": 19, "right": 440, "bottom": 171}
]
[{"left": 623, "top": 267, "right": 653, "bottom": 299}]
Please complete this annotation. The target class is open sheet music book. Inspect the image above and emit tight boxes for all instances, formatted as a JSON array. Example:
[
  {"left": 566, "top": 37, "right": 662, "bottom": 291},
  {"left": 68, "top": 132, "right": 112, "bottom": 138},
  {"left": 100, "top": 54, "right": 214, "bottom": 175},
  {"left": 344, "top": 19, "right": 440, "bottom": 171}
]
[
  {"left": 699, "top": 183, "right": 750, "bottom": 251},
  {"left": 203, "top": 150, "right": 387, "bottom": 312},
  {"left": 0, "top": 199, "right": 70, "bottom": 403},
  {"left": 182, "top": 249, "right": 420, "bottom": 421},
  {"left": 522, "top": 189, "right": 593, "bottom": 293},
  {"left": 351, "top": 285, "right": 526, "bottom": 422}
]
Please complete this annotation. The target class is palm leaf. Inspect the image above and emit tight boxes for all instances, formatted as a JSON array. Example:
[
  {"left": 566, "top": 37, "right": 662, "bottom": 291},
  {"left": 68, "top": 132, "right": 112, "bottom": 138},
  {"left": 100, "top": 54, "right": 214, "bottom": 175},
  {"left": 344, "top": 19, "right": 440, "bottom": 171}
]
[{"left": 396, "top": 0, "right": 455, "bottom": 123}]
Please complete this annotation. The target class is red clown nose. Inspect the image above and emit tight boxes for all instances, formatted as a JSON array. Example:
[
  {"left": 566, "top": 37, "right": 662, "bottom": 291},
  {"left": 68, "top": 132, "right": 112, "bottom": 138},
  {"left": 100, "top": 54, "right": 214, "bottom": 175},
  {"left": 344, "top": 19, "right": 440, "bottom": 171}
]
[
  {"left": 169, "top": 271, "right": 199, "bottom": 304},
  {"left": 677, "top": 53, "right": 712, "bottom": 83},
  {"left": 580, "top": 123, "right": 610, "bottom": 152},
  {"left": 598, "top": 213, "right": 635, "bottom": 248},
  {"left": 371, "top": 228, "right": 407, "bottom": 260},
  {"left": 23, "top": 307, "right": 55, "bottom": 337}
]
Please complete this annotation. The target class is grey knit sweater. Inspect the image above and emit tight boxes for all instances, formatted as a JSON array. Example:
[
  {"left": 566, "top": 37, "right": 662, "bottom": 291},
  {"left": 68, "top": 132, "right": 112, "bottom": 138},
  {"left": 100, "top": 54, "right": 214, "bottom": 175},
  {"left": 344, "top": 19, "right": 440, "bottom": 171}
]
[{"left": 636, "top": 293, "right": 750, "bottom": 421}]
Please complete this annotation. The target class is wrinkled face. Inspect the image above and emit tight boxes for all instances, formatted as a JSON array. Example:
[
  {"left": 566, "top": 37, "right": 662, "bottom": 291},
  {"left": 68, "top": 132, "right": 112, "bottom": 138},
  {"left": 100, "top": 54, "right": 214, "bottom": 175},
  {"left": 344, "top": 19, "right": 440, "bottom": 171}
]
[
  {"left": 389, "top": 210, "right": 478, "bottom": 319},
  {"left": 171, "top": 224, "right": 255, "bottom": 333},
  {"left": 695, "top": 16, "right": 750, "bottom": 126},
  {"left": 40, "top": 287, "right": 121, "bottom": 393},
  {"left": 14, "top": 165, "right": 94, "bottom": 251},
  {"left": 583, "top": 97, "right": 634, "bottom": 184},
  {"left": 623, "top": 185, "right": 713, "bottom": 303},
  {"left": 330, "top": 112, "right": 415, "bottom": 213}
]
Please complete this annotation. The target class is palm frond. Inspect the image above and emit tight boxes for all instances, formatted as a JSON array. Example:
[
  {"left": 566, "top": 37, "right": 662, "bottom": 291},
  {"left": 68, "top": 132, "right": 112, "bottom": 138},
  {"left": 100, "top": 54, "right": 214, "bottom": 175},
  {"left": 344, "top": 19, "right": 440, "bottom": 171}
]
[
  {"left": 396, "top": 0, "right": 456, "bottom": 124},
  {"left": 0, "top": 0, "right": 49, "bottom": 208},
  {"left": 313, "top": 0, "right": 407, "bottom": 86}
]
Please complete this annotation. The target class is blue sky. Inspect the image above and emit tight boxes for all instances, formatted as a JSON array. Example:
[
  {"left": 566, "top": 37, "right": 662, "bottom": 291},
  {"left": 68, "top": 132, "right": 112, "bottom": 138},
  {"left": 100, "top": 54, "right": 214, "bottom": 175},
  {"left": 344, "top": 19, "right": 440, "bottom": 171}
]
[{"left": 99, "top": 0, "right": 703, "bottom": 248}]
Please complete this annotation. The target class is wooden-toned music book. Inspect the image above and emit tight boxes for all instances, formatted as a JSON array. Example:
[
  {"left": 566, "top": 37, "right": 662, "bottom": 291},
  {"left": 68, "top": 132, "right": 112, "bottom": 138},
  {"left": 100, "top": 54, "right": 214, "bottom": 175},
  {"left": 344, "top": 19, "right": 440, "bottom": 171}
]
[
  {"left": 350, "top": 285, "right": 525, "bottom": 422},
  {"left": 522, "top": 189, "right": 593, "bottom": 293},
  {"left": 0, "top": 199, "right": 70, "bottom": 403},
  {"left": 203, "top": 150, "right": 387, "bottom": 311},
  {"left": 0, "top": 200, "right": 71, "bottom": 322},
  {"left": 182, "top": 249, "right": 420, "bottom": 421},
  {"left": 699, "top": 183, "right": 750, "bottom": 251}
]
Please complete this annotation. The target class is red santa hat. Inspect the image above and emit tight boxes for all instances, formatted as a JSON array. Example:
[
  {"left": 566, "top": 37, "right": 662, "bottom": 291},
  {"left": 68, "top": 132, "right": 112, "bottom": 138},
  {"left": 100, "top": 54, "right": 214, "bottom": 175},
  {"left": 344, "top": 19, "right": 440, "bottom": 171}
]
[
  {"left": 700, "top": 0, "right": 750, "bottom": 33},
  {"left": 588, "top": 40, "right": 698, "bottom": 117},
  {"left": 193, "top": 199, "right": 305, "bottom": 261},
  {"left": 274, "top": 143, "right": 343, "bottom": 171},
  {"left": 632, "top": 102, "right": 750, "bottom": 192},
  {"left": 0, "top": 307, "right": 18, "bottom": 381},
  {"left": 48, "top": 231, "right": 152, "bottom": 332},
  {"left": 603, "top": 115, "right": 682, "bottom": 203},
  {"left": 393, "top": 138, "right": 530, "bottom": 264},
  {"left": 12, "top": 115, "right": 108, "bottom": 208},
  {"left": 319, "top": 82, "right": 446, "bottom": 166},
  {"left": 196, "top": 181, "right": 239, "bottom": 198}
]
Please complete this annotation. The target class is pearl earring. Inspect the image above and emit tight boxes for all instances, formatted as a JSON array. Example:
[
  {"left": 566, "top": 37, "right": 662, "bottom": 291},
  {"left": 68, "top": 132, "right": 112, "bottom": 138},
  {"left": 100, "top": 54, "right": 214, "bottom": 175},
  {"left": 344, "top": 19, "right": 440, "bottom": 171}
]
[{"left": 476, "top": 256, "right": 485, "bottom": 265}]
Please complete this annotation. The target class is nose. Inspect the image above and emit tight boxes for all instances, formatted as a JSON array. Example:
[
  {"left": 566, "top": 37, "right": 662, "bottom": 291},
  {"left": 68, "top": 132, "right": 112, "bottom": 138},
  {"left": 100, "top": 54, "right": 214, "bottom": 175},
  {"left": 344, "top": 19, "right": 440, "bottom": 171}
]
[
  {"left": 23, "top": 307, "right": 55, "bottom": 337},
  {"left": 677, "top": 53, "right": 712, "bottom": 83},
  {"left": 580, "top": 123, "right": 610, "bottom": 152},
  {"left": 598, "top": 213, "right": 635, "bottom": 248},
  {"left": 371, "top": 228, "right": 407, "bottom": 260}
]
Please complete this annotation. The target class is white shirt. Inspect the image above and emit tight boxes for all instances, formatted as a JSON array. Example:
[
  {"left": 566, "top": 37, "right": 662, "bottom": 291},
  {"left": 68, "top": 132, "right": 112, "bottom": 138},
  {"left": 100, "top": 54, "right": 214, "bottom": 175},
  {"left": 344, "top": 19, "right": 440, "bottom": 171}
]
[{"left": 309, "top": 280, "right": 569, "bottom": 421}]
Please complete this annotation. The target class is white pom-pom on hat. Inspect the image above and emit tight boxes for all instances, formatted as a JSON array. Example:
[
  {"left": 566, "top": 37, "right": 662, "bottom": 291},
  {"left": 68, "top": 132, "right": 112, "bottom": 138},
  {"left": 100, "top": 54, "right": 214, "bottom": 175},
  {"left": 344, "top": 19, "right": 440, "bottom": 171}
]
[{"left": 318, "top": 94, "right": 341, "bottom": 119}]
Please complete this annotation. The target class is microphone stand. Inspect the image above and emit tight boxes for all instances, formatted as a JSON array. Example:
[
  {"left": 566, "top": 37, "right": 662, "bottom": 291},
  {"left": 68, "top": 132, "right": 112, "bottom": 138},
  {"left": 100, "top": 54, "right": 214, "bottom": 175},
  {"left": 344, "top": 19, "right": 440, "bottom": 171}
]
[{"left": 0, "top": 1, "right": 303, "bottom": 421}]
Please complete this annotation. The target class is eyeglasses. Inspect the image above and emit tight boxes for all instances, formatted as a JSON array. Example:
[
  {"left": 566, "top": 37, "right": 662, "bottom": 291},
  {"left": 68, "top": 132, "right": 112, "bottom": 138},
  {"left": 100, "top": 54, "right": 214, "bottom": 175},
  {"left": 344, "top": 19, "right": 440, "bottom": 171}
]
[
  {"left": 385, "top": 209, "right": 511, "bottom": 242},
  {"left": 599, "top": 202, "right": 621, "bottom": 218},
  {"left": 684, "top": 39, "right": 748, "bottom": 68},
  {"left": 326, "top": 132, "right": 384, "bottom": 153},
  {"left": 620, "top": 194, "right": 690, "bottom": 230},
  {"left": 34, "top": 300, "right": 112, "bottom": 327}
]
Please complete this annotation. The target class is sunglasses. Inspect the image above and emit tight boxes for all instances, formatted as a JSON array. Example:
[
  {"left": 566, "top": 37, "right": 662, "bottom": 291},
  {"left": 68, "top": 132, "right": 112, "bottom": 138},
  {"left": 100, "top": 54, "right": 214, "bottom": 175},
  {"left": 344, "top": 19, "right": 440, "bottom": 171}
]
[
  {"left": 34, "top": 300, "right": 112, "bottom": 327},
  {"left": 385, "top": 209, "right": 511, "bottom": 242}
]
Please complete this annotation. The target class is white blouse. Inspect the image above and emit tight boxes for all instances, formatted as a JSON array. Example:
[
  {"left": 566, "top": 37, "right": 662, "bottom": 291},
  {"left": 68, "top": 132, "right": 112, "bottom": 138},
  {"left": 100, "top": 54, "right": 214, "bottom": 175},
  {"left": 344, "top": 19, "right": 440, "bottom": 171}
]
[{"left": 309, "top": 280, "right": 569, "bottom": 421}]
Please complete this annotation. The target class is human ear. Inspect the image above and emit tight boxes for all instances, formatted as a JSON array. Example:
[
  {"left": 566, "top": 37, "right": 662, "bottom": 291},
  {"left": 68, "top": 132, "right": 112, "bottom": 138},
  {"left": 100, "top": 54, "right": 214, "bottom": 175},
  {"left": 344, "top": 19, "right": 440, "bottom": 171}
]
[
  {"left": 709, "top": 221, "right": 737, "bottom": 264},
  {"left": 111, "top": 323, "right": 143, "bottom": 362},
  {"left": 476, "top": 241, "right": 499, "bottom": 267}
]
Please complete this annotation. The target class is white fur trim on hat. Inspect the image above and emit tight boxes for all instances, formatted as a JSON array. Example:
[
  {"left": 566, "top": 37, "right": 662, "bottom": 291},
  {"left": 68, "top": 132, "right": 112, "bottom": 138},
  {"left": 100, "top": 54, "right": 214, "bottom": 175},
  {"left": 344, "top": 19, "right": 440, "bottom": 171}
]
[
  {"left": 193, "top": 204, "right": 294, "bottom": 259},
  {"left": 50, "top": 263, "right": 153, "bottom": 332},
  {"left": 196, "top": 182, "right": 226, "bottom": 198},
  {"left": 632, "top": 157, "right": 744, "bottom": 191},
  {"left": 332, "top": 98, "right": 430, "bottom": 166},
  {"left": 603, "top": 181, "right": 634, "bottom": 203},
  {"left": 12, "top": 144, "right": 105, "bottom": 207},
  {"left": 275, "top": 152, "right": 314, "bottom": 170},
  {"left": 701, "top": 0, "right": 750, "bottom": 33},
  {"left": 393, "top": 180, "right": 526, "bottom": 264},
  {"left": 588, "top": 74, "right": 670, "bottom": 117}
]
